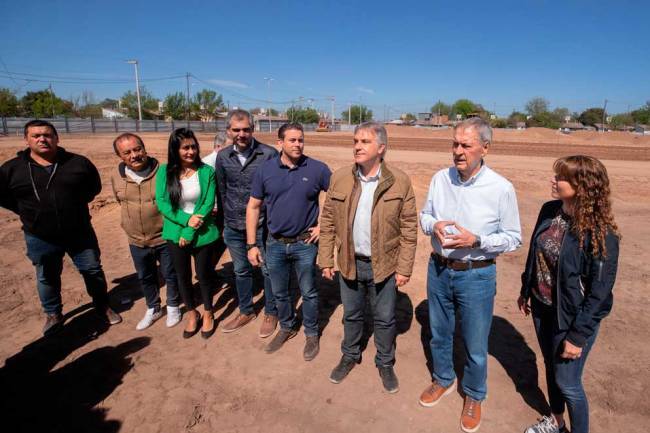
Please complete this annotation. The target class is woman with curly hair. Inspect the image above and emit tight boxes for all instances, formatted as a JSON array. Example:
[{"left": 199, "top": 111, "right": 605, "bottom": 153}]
[{"left": 519, "top": 155, "right": 620, "bottom": 433}]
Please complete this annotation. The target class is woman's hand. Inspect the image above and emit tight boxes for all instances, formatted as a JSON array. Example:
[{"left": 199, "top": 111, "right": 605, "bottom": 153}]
[
  {"left": 517, "top": 295, "right": 531, "bottom": 316},
  {"left": 560, "top": 339, "right": 583, "bottom": 360},
  {"left": 188, "top": 214, "right": 204, "bottom": 229},
  {"left": 179, "top": 237, "right": 190, "bottom": 248}
]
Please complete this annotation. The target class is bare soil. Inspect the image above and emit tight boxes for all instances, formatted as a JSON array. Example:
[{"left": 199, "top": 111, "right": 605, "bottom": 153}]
[{"left": 1, "top": 128, "right": 648, "bottom": 433}]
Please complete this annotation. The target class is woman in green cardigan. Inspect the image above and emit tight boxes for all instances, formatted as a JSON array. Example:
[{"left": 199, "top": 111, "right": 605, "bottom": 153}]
[{"left": 156, "top": 128, "right": 219, "bottom": 339}]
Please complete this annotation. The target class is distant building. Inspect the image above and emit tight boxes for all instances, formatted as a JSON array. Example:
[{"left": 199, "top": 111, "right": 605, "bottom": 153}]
[
  {"left": 516, "top": 121, "right": 526, "bottom": 130},
  {"left": 417, "top": 112, "right": 432, "bottom": 121},
  {"left": 560, "top": 122, "right": 585, "bottom": 132},
  {"left": 102, "top": 108, "right": 127, "bottom": 119},
  {"left": 594, "top": 123, "right": 614, "bottom": 132},
  {"left": 416, "top": 114, "right": 449, "bottom": 128},
  {"left": 635, "top": 124, "right": 650, "bottom": 135},
  {"left": 254, "top": 114, "right": 289, "bottom": 131}
]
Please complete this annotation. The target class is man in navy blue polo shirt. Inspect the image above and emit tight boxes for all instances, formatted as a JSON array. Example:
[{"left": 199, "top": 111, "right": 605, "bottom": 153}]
[{"left": 246, "top": 123, "right": 331, "bottom": 360}]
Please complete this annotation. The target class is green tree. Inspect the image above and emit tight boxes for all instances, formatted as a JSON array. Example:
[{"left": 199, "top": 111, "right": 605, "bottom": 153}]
[
  {"left": 527, "top": 112, "right": 560, "bottom": 129},
  {"left": 194, "top": 89, "right": 224, "bottom": 120},
  {"left": 525, "top": 97, "right": 550, "bottom": 117},
  {"left": 431, "top": 101, "right": 451, "bottom": 116},
  {"left": 610, "top": 113, "right": 634, "bottom": 129},
  {"left": 402, "top": 113, "right": 417, "bottom": 123},
  {"left": 552, "top": 107, "right": 571, "bottom": 123},
  {"left": 120, "top": 88, "right": 160, "bottom": 120},
  {"left": 507, "top": 111, "right": 527, "bottom": 127},
  {"left": 21, "top": 89, "right": 74, "bottom": 118},
  {"left": 287, "top": 106, "right": 320, "bottom": 123},
  {"left": 341, "top": 105, "right": 372, "bottom": 124},
  {"left": 578, "top": 108, "right": 606, "bottom": 127},
  {"left": 100, "top": 98, "right": 119, "bottom": 110},
  {"left": 491, "top": 118, "right": 507, "bottom": 128},
  {"left": 163, "top": 92, "right": 187, "bottom": 119},
  {"left": 631, "top": 102, "right": 650, "bottom": 125},
  {"left": 451, "top": 99, "right": 477, "bottom": 119},
  {"left": 0, "top": 88, "right": 19, "bottom": 116}
]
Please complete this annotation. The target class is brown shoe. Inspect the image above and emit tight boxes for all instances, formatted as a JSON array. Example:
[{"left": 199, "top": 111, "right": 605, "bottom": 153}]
[
  {"left": 259, "top": 314, "right": 278, "bottom": 338},
  {"left": 43, "top": 312, "right": 64, "bottom": 336},
  {"left": 97, "top": 307, "right": 122, "bottom": 325},
  {"left": 303, "top": 335, "right": 320, "bottom": 361},
  {"left": 460, "top": 396, "right": 482, "bottom": 433},
  {"left": 221, "top": 312, "right": 256, "bottom": 333},
  {"left": 264, "top": 329, "right": 297, "bottom": 354},
  {"left": 419, "top": 379, "right": 455, "bottom": 407}
]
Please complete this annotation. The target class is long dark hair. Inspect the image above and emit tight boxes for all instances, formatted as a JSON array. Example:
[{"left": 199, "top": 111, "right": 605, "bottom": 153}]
[{"left": 166, "top": 128, "right": 201, "bottom": 210}]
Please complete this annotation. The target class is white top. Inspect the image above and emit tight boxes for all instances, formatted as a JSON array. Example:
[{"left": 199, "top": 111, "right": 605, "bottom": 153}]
[
  {"left": 419, "top": 164, "right": 522, "bottom": 260},
  {"left": 353, "top": 167, "right": 381, "bottom": 257},
  {"left": 124, "top": 166, "right": 146, "bottom": 184},
  {"left": 202, "top": 151, "right": 218, "bottom": 170},
  {"left": 179, "top": 172, "right": 200, "bottom": 214},
  {"left": 234, "top": 145, "right": 252, "bottom": 166}
]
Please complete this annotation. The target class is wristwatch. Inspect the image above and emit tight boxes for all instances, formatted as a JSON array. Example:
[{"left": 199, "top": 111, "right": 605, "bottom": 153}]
[
  {"left": 246, "top": 243, "right": 257, "bottom": 251},
  {"left": 472, "top": 236, "right": 481, "bottom": 249}
]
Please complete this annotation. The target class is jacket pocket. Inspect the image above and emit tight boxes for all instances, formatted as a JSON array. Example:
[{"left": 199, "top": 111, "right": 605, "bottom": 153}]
[{"left": 329, "top": 190, "right": 347, "bottom": 202}]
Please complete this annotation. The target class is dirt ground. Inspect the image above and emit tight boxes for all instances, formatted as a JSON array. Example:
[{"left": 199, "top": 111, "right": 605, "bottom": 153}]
[{"left": 0, "top": 128, "right": 648, "bottom": 433}]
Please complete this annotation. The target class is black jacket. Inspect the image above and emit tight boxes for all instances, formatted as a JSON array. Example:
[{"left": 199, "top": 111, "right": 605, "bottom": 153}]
[
  {"left": 214, "top": 139, "right": 278, "bottom": 231},
  {"left": 0, "top": 147, "right": 101, "bottom": 241},
  {"left": 520, "top": 200, "right": 619, "bottom": 347}
]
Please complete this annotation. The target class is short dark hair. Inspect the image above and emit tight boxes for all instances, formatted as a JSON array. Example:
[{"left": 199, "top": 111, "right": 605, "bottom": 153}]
[
  {"left": 278, "top": 122, "right": 304, "bottom": 140},
  {"left": 24, "top": 119, "right": 58, "bottom": 138},
  {"left": 226, "top": 109, "right": 254, "bottom": 130},
  {"left": 113, "top": 132, "right": 145, "bottom": 155}
]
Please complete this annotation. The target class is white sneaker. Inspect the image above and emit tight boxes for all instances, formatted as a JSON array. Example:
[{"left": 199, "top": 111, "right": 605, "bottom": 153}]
[
  {"left": 524, "top": 416, "right": 561, "bottom": 433},
  {"left": 166, "top": 305, "right": 182, "bottom": 328},
  {"left": 136, "top": 308, "right": 163, "bottom": 330}
]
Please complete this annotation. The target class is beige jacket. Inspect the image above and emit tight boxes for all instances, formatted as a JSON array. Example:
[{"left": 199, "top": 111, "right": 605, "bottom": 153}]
[
  {"left": 318, "top": 162, "right": 417, "bottom": 283},
  {"left": 110, "top": 158, "right": 165, "bottom": 248}
]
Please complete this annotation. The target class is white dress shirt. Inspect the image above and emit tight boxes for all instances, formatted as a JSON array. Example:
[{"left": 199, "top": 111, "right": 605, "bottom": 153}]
[
  {"left": 353, "top": 167, "right": 381, "bottom": 257},
  {"left": 419, "top": 164, "right": 522, "bottom": 260}
]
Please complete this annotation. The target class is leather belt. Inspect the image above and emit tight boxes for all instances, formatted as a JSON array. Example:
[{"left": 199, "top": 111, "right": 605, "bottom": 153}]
[
  {"left": 431, "top": 252, "right": 495, "bottom": 271},
  {"left": 355, "top": 255, "right": 371, "bottom": 262},
  {"left": 271, "top": 231, "right": 311, "bottom": 244}
]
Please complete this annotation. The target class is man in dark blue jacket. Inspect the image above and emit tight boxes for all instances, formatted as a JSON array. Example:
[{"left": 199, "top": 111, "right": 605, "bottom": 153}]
[
  {"left": 0, "top": 120, "right": 122, "bottom": 336},
  {"left": 214, "top": 109, "right": 279, "bottom": 336}
]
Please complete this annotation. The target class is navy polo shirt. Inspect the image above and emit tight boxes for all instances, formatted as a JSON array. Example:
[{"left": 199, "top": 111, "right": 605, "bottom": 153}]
[{"left": 251, "top": 154, "right": 331, "bottom": 237}]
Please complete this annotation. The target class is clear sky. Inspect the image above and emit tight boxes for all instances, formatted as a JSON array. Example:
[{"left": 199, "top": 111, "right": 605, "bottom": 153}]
[{"left": 1, "top": 0, "right": 648, "bottom": 118}]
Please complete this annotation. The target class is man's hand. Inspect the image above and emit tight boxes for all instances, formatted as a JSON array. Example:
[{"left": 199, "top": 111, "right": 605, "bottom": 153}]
[
  {"left": 179, "top": 237, "right": 190, "bottom": 248},
  {"left": 442, "top": 222, "right": 477, "bottom": 249},
  {"left": 188, "top": 214, "right": 204, "bottom": 229},
  {"left": 517, "top": 295, "right": 531, "bottom": 316},
  {"left": 560, "top": 339, "right": 583, "bottom": 360},
  {"left": 248, "top": 246, "right": 263, "bottom": 267},
  {"left": 322, "top": 267, "right": 335, "bottom": 280},
  {"left": 395, "top": 273, "right": 410, "bottom": 287},
  {"left": 433, "top": 220, "right": 455, "bottom": 245},
  {"left": 306, "top": 226, "right": 320, "bottom": 244}
]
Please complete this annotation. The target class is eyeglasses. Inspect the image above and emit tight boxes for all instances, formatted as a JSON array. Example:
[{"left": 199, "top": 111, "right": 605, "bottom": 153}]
[{"left": 229, "top": 127, "right": 252, "bottom": 133}]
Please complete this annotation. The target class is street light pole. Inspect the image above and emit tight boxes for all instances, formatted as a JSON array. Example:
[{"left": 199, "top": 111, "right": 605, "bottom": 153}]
[
  {"left": 264, "top": 77, "right": 274, "bottom": 132},
  {"left": 126, "top": 60, "right": 142, "bottom": 122}
]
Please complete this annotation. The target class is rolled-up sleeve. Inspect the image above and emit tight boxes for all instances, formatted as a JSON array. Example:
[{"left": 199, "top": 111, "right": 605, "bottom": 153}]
[
  {"left": 419, "top": 175, "right": 438, "bottom": 236},
  {"left": 481, "top": 183, "right": 522, "bottom": 254}
]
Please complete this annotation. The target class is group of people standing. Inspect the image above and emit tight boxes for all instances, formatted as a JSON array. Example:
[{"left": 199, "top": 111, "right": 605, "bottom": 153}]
[{"left": 0, "top": 113, "right": 619, "bottom": 433}]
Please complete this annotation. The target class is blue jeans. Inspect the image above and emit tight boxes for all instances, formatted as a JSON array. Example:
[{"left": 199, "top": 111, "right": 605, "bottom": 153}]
[
  {"left": 128, "top": 243, "right": 180, "bottom": 309},
  {"left": 265, "top": 237, "right": 318, "bottom": 336},
  {"left": 426, "top": 256, "right": 496, "bottom": 401},
  {"left": 532, "top": 297, "right": 598, "bottom": 433},
  {"left": 223, "top": 226, "right": 276, "bottom": 316},
  {"left": 340, "top": 259, "right": 396, "bottom": 367},
  {"left": 24, "top": 230, "right": 109, "bottom": 314}
]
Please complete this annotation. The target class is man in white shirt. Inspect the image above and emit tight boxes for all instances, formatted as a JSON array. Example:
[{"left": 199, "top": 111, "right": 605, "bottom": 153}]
[{"left": 418, "top": 117, "right": 522, "bottom": 433}]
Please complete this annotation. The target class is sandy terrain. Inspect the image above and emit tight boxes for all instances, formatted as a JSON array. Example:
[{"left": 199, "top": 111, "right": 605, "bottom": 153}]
[{"left": 0, "top": 128, "right": 648, "bottom": 433}]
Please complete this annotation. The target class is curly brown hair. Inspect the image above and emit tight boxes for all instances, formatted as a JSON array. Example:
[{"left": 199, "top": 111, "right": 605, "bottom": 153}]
[{"left": 554, "top": 155, "right": 620, "bottom": 257}]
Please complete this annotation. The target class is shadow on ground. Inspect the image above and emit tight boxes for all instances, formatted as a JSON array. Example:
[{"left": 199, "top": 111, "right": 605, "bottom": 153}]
[{"left": 0, "top": 309, "right": 150, "bottom": 433}]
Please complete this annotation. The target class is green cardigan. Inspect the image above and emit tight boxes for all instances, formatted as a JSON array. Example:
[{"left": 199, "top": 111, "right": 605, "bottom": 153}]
[{"left": 155, "top": 163, "right": 219, "bottom": 247}]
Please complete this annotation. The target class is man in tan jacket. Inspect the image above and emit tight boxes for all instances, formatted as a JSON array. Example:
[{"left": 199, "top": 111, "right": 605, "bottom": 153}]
[
  {"left": 319, "top": 122, "right": 417, "bottom": 393},
  {"left": 111, "top": 133, "right": 181, "bottom": 330}
]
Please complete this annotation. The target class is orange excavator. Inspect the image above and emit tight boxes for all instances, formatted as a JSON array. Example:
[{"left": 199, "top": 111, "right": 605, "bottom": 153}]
[{"left": 316, "top": 118, "right": 331, "bottom": 132}]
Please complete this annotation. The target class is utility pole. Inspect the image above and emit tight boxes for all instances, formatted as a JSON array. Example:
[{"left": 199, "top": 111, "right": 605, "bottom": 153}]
[
  {"left": 602, "top": 99, "right": 608, "bottom": 133},
  {"left": 348, "top": 102, "right": 352, "bottom": 125},
  {"left": 327, "top": 96, "right": 335, "bottom": 129},
  {"left": 359, "top": 96, "right": 363, "bottom": 125},
  {"left": 49, "top": 83, "right": 55, "bottom": 118},
  {"left": 125, "top": 60, "right": 142, "bottom": 122},
  {"left": 264, "top": 77, "right": 274, "bottom": 132},
  {"left": 186, "top": 72, "right": 191, "bottom": 124}
]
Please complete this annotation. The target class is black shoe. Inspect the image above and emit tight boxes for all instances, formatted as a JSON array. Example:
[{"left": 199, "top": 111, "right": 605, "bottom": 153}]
[
  {"left": 43, "top": 312, "right": 64, "bottom": 336},
  {"left": 378, "top": 366, "right": 399, "bottom": 393},
  {"left": 329, "top": 356, "right": 357, "bottom": 384},
  {"left": 264, "top": 329, "right": 297, "bottom": 354},
  {"left": 303, "top": 335, "right": 320, "bottom": 361},
  {"left": 201, "top": 320, "right": 216, "bottom": 339},
  {"left": 96, "top": 307, "right": 122, "bottom": 325}
]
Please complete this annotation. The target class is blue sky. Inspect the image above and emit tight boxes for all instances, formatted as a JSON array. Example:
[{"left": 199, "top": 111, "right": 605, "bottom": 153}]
[{"left": 1, "top": 0, "right": 648, "bottom": 118}]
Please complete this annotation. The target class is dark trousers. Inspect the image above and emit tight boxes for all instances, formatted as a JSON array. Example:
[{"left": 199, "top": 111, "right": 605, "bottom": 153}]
[
  {"left": 166, "top": 241, "right": 214, "bottom": 311},
  {"left": 532, "top": 297, "right": 599, "bottom": 433},
  {"left": 128, "top": 243, "right": 180, "bottom": 309},
  {"left": 24, "top": 230, "right": 108, "bottom": 314},
  {"left": 339, "top": 258, "right": 397, "bottom": 367}
]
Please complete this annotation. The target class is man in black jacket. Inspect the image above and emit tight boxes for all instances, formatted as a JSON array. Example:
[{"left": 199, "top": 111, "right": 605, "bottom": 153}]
[
  {"left": 0, "top": 120, "right": 122, "bottom": 336},
  {"left": 214, "top": 109, "right": 279, "bottom": 337}
]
